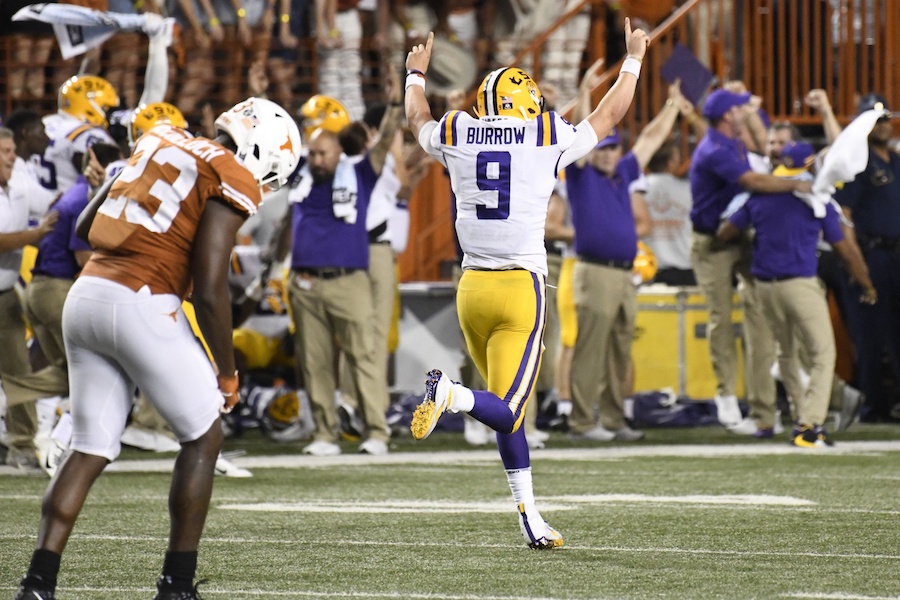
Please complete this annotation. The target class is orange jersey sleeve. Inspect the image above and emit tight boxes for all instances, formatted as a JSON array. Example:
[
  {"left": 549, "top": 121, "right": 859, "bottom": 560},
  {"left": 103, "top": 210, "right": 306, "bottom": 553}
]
[{"left": 82, "top": 125, "right": 261, "bottom": 298}]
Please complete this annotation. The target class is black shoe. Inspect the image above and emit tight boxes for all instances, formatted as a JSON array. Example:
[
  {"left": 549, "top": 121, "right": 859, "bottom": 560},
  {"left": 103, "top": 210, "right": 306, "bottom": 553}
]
[
  {"left": 14, "top": 577, "right": 55, "bottom": 600},
  {"left": 153, "top": 576, "right": 206, "bottom": 600},
  {"left": 337, "top": 402, "right": 364, "bottom": 441}
]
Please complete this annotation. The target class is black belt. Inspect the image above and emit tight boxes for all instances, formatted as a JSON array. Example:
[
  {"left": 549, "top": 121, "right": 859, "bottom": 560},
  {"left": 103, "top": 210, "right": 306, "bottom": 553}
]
[
  {"left": 857, "top": 235, "right": 900, "bottom": 253},
  {"left": 580, "top": 256, "right": 633, "bottom": 270},
  {"left": 756, "top": 275, "right": 799, "bottom": 283},
  {"left": 0, "top": 287, "right": 14, "bottom": 295},
  {"left": 294, "top": 267, "right": 357, "bottom": 280},
  {"left": 692, "top": 225, "right": 716, "bottom": 236}
]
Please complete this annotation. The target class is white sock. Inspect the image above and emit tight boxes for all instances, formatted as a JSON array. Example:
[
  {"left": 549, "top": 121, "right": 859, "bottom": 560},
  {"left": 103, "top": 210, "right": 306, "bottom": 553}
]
[
  {"left": 506, "top": 467, "right": 535, "bottom": 506},
  {"left": 449, "top": 383, "right": 474, "bottom": 413}
]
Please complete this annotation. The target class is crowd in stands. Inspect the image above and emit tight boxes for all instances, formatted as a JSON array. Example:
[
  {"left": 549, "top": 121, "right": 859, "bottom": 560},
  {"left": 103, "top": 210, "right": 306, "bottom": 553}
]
[{"left": 0, "top": 0, "right": 898, "bottom": 483}]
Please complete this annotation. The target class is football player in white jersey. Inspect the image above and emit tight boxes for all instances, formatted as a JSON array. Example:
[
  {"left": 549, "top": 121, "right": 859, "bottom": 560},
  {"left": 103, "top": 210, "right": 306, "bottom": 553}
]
[
  {"left": 404, "top": 22, "right": 649, "bottom": 549},
  {"left": 39, "top": 75, "right": 119, "bottom": 198}
]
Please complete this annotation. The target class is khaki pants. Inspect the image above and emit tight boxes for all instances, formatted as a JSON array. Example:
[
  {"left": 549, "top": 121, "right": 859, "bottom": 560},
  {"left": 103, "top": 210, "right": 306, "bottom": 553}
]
[
  {"left": 4, "top": 276, "right": 73, "bottom": 408},
  {"left": 340, "top": 243, "right": 396, "bottom": 417},
  {"left": 690, "top": 232, "right": 776, "bottom": 425},
  {"left": 0, "top": 288, "right": 36, "bottom": 453},
  {"left": 759, "top": 278, "right": 835, "bottom": 427},
  {"left": 289, "top": 269, "right": 389, "bottom": 444},
  {"left": 24, "top": 275, "right": 71, "bottom": 366},
  {"left": 570, "top": 261, "right": 636, "bottom": 433}
]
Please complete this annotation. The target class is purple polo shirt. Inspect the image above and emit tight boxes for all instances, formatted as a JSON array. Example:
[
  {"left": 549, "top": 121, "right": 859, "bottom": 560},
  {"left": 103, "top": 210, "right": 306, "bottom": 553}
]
[
  {"left": 728, "top": 192, "right": 844, "bottom": 280},
  {"left": 32, "top": 176, "right": 92, "bottom": 279},
  {"left": 689, "top": 128, "right": 752, "bottom": 234},
  {"left": 565, "top": 152, "right": 641, "bottom": 262},
  {"left": 290, "top": 156, "right": 378, "bottom": 270}
]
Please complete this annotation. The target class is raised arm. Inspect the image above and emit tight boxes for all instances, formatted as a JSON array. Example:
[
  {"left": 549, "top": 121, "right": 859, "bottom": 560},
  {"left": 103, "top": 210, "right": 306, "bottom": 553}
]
[
  {"left": 137, "top": 14, "right": 171, "bottom": 106},
  {"left": 573, "top": 57, "right": 605, "bottom": 125},
  {"left": 805, "top": 89, "right": 842, "bottom": 144},
  {"left": 631, "top": 80, "right": 685, "bottom": 168},
  {"left": 369, "top": 65, "right": 404, "bottom": 175},
  {"left": 582, "top": 19, "right": 649, "bottom": 141},
  {"left": 404, "top": 32, "right": 436, "bottom": 142}
]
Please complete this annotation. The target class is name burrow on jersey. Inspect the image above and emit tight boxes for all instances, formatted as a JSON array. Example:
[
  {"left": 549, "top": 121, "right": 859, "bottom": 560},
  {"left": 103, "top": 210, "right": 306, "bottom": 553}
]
[{"left": 466, "top": 126, "right": 526, "bottom": 145}]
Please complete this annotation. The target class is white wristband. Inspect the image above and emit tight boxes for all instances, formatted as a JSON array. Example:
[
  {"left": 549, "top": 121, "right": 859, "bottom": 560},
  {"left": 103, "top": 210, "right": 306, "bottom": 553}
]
[
  {"left": 620, "top": 57, "right": 642, "bottom": 79},
  {"left": 405, "top": 73, "right": 426, "bottom": 90}
]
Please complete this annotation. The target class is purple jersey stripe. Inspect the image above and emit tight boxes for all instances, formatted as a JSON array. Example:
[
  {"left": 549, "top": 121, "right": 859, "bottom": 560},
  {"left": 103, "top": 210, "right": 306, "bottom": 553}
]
[
  {"left": 503, "top": 272, "right": 546, "bottom": 412},
  {"left": 450, "top": 110, "right": 461, "bottom": 146}
]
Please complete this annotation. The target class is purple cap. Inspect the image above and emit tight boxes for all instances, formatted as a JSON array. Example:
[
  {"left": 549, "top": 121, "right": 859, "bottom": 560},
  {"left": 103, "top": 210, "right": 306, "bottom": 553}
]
[
  {"left": 702, "top": 89, "right": 752, "bottom": 121},
  {"left": 773, "top": 141, "right": 815, "bottom": 177},
  {"left": 596, "top": 127, "right": 621, "bottom": 149}
]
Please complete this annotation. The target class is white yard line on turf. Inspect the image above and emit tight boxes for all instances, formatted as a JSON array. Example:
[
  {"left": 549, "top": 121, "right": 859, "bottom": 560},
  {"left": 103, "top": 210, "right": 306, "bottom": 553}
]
[
  {"left": 783, "top": 594, "right": 900, "bottom": 599},
  {"left": 35, "top": 589, "right": 600, "bottom": 600},
  {"left": 93, "top": 441, "right": 900, "bottom": 474},
  {"left": 1, "top": 533, "right": 898, "bottom": 560}
]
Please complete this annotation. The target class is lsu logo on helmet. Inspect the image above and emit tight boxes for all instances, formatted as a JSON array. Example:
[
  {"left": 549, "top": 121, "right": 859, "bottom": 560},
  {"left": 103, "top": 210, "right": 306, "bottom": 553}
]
[
  {"left": 58, "top": 75, "right": 120, "bottom": 128},
  {"left": 129, "top": 102, "right": 187, "bottom": 145},
  {"left": 475, "top": 67, "right": 544, "bottom": 121},
  {"left": 298, "top": 94, "right": 350, "bottom": 139}
]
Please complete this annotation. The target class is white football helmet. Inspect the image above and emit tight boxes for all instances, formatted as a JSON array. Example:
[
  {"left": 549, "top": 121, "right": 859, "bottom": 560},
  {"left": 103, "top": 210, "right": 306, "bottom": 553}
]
[{"left": 214, "top": 97, "right": 301, "bottom": 191}]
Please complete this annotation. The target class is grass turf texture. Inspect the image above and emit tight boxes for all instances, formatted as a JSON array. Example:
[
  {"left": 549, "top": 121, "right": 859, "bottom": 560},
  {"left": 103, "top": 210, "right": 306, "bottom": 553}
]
[{"left": 1, "top": 424, "right": 899, "bottom": 600}]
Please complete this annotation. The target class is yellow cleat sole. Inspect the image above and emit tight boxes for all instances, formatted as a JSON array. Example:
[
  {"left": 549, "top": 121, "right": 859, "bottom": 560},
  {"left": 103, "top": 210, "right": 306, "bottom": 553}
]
[{"left": 410, "top": 400, "right": 437, "bottom": 440}]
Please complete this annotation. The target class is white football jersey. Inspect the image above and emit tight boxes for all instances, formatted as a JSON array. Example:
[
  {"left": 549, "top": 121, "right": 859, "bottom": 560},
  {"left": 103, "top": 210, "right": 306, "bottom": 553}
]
[
  {"left": 9, "top": 156, "right": 57, "bottom": 219},
  {"left": 41, "top": 112, "right": 116, "bottom": 195},
  {"left": 421, "top": 110, "right": 594, "bottom": 275}
]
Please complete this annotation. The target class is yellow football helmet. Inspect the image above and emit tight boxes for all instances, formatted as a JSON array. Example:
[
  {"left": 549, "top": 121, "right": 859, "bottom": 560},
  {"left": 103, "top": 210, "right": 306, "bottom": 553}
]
[
  {"left": 58, "top": 75, "right": 119, "bottom": 128},
  {"left": 475, "top": 67, "right": 544, "bottom": 121},
  {"left": 632, "top": 241, "right": 658, "bottom": 284},
  {"left": 298, "top": 94, "right": 350, "bottom": 139},
  {"left": 129, "top": 102, "right": 187, "bottom": 145}
]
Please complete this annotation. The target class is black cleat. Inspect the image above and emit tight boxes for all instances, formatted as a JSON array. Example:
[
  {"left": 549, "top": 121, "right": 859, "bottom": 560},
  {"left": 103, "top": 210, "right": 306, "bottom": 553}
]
[
  {"left": 14, "top": 576, "right": 55, "bottom": 600},
  {"left": 153, "top": 576, "right": 206, "bottom": 600}
]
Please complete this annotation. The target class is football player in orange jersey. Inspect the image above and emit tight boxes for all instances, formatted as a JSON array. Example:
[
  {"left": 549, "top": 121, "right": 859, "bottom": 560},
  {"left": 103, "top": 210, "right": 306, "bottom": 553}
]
[{"left": 14, "top": 97, "right": 301, "bottom": 600}]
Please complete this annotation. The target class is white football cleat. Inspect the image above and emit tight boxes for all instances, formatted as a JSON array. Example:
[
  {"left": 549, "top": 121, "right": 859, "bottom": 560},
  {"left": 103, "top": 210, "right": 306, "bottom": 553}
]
[
  {"left": 301, "top": 440, "right": 341, "bottom": 456},
  {"left": 120, "top": 426, "right": 181, "bottom": 452},
  {"left": 518, "top": 503, "right": 563, "bottom": 550},
  {"left": 714, "top": 394, "right": 742, "bottom": 427},
  {"left": 410, "top": 369, "right": 453, "bottom": 441},
  {"left": 358, "top": 438, "right": 389, "bottom": 455},
  {"left": 727, "top": 418, "right": 759, "bottom": 435},
  {"left": 37, "top": 411, "right": 74, "bottom": 478},
  {"left": 215, "top": 454, "right": 252, "bottom": 478},
  {"left": 37, "top": 436, "right": 69, "bottom": 478}
]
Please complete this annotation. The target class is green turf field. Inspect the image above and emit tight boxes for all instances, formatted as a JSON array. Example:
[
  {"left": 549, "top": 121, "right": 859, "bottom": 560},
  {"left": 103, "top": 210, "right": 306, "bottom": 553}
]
[{"left": 2, "top": 424, "right": 899, "bottom": 600}]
